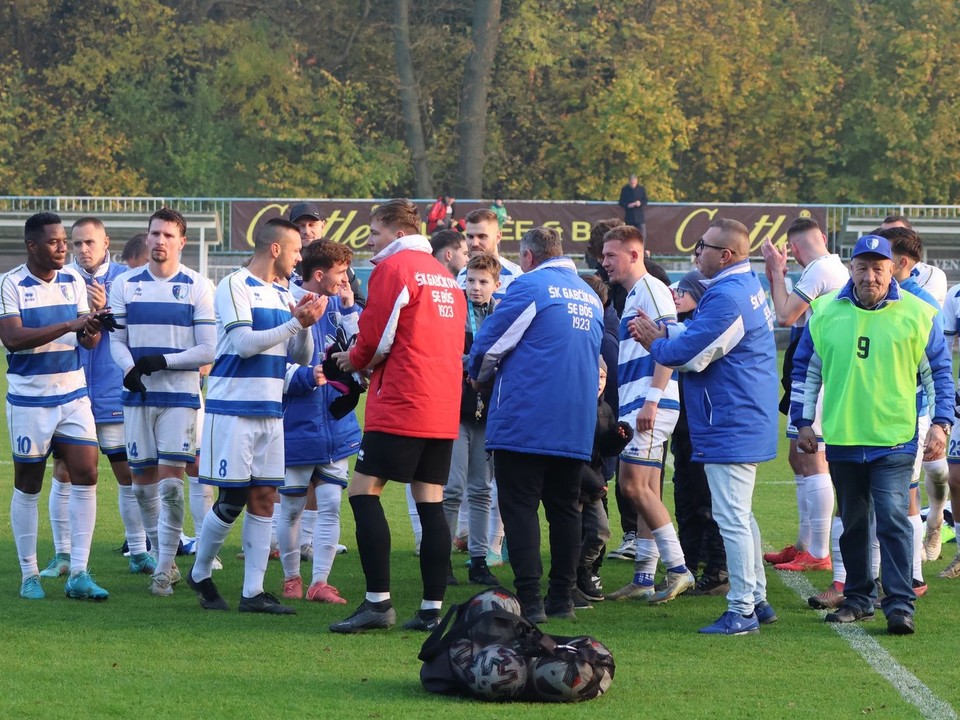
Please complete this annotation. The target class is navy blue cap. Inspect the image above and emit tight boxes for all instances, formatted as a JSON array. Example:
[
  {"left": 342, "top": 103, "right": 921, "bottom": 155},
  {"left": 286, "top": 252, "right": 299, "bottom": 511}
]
[
  {"left": 288, "top": 202, "right": 324, "bottom": 222},
  {"left": 851, "top": 234, "right": 893, "bottom": 260}
]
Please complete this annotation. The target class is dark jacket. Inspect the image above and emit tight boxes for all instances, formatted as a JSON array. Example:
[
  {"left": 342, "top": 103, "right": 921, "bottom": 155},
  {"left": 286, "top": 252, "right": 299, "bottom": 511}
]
[
  {"left": 618, "top": 183, "right": 649, "bottom": 227},
  {"left": 580, "top": 398, "right": 633, "bottom": 503},
  {"left": 460, "top": 295, "right": 497, "bottom": 423}
]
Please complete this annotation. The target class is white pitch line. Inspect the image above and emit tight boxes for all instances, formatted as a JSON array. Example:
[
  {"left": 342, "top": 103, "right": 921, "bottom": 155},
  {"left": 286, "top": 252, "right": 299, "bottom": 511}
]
[{"left": 775, "top": 568, "right": 957, "bottom": 719}]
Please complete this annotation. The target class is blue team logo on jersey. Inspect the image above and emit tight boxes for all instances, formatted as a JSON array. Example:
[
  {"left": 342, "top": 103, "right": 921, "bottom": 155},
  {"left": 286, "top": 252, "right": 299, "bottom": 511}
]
[
  {"left": 23, "top": 290, "right": 35, "bottom": 303},
  {"left": 172, "top": 284, "right": 186, "bottom": 300},
  {"left": 61, "top": 284, "right": 75, "bottom": 302}
]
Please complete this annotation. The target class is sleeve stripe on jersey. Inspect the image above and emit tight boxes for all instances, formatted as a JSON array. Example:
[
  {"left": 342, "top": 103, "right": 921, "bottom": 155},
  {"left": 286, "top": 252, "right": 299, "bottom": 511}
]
[
  {"left": 373, "top": 285, "right": 411, "bottom": 363},
  {"left": 477, "top": 301, "right": 537, "bottom": 381},
  {"left": 677, "top": 315, "right": 745, "bottom": 373},
  {"left": 793, "top": 287, "right": 813, "bottom": 304}
]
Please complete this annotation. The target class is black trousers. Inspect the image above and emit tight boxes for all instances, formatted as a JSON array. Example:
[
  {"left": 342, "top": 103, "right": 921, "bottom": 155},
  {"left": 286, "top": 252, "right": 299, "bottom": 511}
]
[
  {"left": 671, "top": 427, "right": 726, "bottom": 576},
  {"left": 494, "top": 450, "right": 583, "bottom": 604}
]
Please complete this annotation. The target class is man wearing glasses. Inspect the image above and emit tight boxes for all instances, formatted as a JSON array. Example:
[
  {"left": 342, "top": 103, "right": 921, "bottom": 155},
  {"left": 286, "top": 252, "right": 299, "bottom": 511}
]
[{"left": 632, "top": 219, "right": 779, "bottom": 635}]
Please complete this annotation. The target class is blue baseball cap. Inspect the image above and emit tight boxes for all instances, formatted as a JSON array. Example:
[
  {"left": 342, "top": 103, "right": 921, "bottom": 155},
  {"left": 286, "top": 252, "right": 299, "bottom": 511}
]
[{"left": 851, "top": 234, "right": 893, "bottom": 260}]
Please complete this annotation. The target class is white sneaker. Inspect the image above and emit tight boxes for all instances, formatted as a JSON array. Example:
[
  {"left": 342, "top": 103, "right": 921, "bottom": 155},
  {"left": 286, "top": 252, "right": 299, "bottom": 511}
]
[
  {"left": 606, "top": 531, "right": 637, "bottom": 560},
  {"left": 300, "top": 543, "right": 314, "bottom": 562},
  {"left": 336, "top": 544, "right": 348, "bottom": 555},
  {"left": 939, "top": 552, "right": 960, "bottom": 579},
  {"left": 211, "top": 556, "right": 223, "bottom": 571},
  {"left": 649, "top": 570, "right": 695, "bottom": 605},
  {"left": 922, "top": 525, "right": 943, "bottom": 562},
  {"left": 150, "top": 570, "right": 175, "bottom": 597}
]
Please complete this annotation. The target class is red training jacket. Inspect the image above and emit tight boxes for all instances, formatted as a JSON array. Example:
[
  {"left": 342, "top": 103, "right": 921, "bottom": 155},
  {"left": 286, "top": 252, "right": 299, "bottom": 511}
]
[{"left": 349, "top": 236, "right": 467, "bottom": 439}]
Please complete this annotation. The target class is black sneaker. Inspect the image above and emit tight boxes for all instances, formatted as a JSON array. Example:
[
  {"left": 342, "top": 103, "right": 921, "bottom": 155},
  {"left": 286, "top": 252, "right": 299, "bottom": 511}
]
[
  {"left": 688, "top": 573, "right": 731, "bottom": 597},
  {"left": 544, "top": 595, "right": 576, "bottom": 620},
  {"left": 887, "top": 609, "right": 915, "bottom": 635},
  {"left": 571, "top": 588, "right": 594, "bottom": 610},
  {"left": 187, "top": 570, "right": 229, "bottom": 611},
  {"left": 522, "top": 599, "right": 547, "bottom": 624},
  {"left": 825, "top": 604, "right": 875, "bottom": 623},
  {"left": 402, "top": 609, "right": 441, "bottom": 632},
  {"left": 330, "top": 600, "right": 397, "bottom": 633},
  {"left": 446, "top": 562, "right": 459, "bottom": 586},
  {"left": 468, "top": 558, "right": 499, "bottom": 586},
  {"left": 238, "top": 591, "right": 296, "bottom": 615},
  {"left": 576, "top": 574, "right": 604, "bottom": 602}
]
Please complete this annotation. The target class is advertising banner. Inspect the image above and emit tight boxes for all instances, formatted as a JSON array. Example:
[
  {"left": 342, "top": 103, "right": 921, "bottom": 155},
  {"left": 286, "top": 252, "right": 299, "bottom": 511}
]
[{"left": 230, "top": 200, "right": 826, "bottom": 257}]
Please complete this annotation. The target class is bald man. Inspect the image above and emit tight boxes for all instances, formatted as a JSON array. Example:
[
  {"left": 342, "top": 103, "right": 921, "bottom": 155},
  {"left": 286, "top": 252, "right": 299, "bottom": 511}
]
[{"left": 632, "top": 218, "right": 779, "bottom": 635}]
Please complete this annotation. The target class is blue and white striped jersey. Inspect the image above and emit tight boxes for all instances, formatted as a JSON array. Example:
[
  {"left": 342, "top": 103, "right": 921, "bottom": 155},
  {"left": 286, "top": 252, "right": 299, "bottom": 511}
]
[
  {"left": 1, "top": 264, "right": 90, "bottom": 407},
  {"left": 206, "top": 268, "right": 299, "bottom": 418},
  {"left": 618, "top": 273, "right": 680, "bottom": 418},
  {"left": 109, "top": 264, "right": 215, "bottom": 408},
  {"left": 457, "top": 255, "right": 523, "bottom": 301}
]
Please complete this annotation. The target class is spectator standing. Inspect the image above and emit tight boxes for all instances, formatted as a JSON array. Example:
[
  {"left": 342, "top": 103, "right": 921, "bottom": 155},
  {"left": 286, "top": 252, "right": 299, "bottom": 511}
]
[
  {"left": 468, "top": 226, "right": 603, "bottom": 622},
  {"left": 618, "top": 174, "right": 649, "bottom": 237}
]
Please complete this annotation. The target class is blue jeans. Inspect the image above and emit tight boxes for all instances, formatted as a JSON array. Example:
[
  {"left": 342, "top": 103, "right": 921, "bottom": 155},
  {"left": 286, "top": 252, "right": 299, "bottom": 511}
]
[
  {"left": 830, "top": 453, "right": 915, "bottom": 617},
  {"left": 443, "top": 422, "right": 494, "bottom": 557},
  {"left": 704, "top": 463, "right": 766, "bottom": 616}
]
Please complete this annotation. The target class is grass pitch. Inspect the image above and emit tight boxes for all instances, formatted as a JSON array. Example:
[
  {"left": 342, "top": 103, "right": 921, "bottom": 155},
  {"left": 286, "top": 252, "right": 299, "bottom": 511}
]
[{"left": 1, "top": 380, "right": 959, "bottom": 719}]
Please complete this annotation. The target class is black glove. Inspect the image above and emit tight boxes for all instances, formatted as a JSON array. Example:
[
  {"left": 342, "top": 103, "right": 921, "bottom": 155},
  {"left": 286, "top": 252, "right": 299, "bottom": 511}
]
[
  {"left": 329, "top": 386, "right": 363, "bottom": 420},
  {"left": 95, "top": 311, "right": 125, "bottom": 332},
  {"left": 123, "top": 368, "right": 147, "bottom": 399},
  {"left": 136, "top": 355, "right": 168, "bottom": 375},
  {"left": 322, "top": 326, "right": 364, "bottom": 420}
]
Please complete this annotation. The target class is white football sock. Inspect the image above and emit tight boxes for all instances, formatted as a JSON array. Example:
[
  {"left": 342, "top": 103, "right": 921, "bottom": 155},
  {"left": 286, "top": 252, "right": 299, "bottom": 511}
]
[
  {"left": 278, "top": 493, "right": 307, "bottom": 579},
  {"left": 923, "top": 459, "right": 949, "bottom": 528},
  {"left": 831, "top": 516, "right": 846, "bottom": 584},
  {"left": 12, "top": 489, "right": 40, "bottom": 578},
  {"left": 300, "top": 509, "right": 318, "bottom": 548},
  {"left": 187, "top": 476, "right": 212, "bottom": 537},
  {"left": 68, "top": 484, "right": 97, "bottom": 574},
  {"left": 804, "top": 473, "right": 833, "bottom": 558},
  {"left": 634, "top": 537, "right": 659, "bottom": 576},
  {"left": 910, "top": 513, "right": 923, "bottom": 582},
  {"left": 794, "top": 473, "right": 809, "bottom": 550},
  {"left": 118, "top": 484, "right": 147, "bottom": 555},
  {"left": 312, "top": 482, "right": 342, "bottom": 584},
  {"left": 193, "top": 511, "right": 233, "bottom": 582},
  {"left": 270, "top": 500, "right": 281, "bottom": 548},
  {"left": 49, "top": 479, "right": 72, "bottom": 555},
  {"left": 133, "top": 483, "right": 160, "bottom": 553},
  {"left": 406, "top": 484, "right": 422, "bottom": 547},
  {"left": 652, "top": 523, "right": 686, "bottom": 570},
  {"left": 488, "top": 483, "right": 503, "bottom": 548},
  {"left": 242, "top": 512, "right": 272, "bottom": 598},
  {"left": 157, "top": 477, "right": 185, "bottom": 574}
]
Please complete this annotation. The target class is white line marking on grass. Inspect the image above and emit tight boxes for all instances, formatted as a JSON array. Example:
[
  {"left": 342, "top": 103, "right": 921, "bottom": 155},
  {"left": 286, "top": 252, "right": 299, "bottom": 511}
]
[{"left": 776, "top": 569, "right": 957, "bottom": 719}]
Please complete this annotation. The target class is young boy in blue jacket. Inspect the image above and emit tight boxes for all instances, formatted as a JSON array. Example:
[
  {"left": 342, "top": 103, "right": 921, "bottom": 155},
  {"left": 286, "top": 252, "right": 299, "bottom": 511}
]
[{"left": 277, "top": 241, "right": 362, "bottom": 604}]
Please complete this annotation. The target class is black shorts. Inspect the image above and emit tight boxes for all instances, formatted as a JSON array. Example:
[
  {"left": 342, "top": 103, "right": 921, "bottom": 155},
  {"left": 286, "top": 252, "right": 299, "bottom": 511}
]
[{"left": 355, "top": 431, "right": 454, "bottom": 485}]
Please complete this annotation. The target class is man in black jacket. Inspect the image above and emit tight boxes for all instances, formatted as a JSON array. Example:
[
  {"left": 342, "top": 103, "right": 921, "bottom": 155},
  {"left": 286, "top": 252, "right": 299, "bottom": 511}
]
[{"left": 618, "top": 175, "right": 648, "bottom": 237}]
